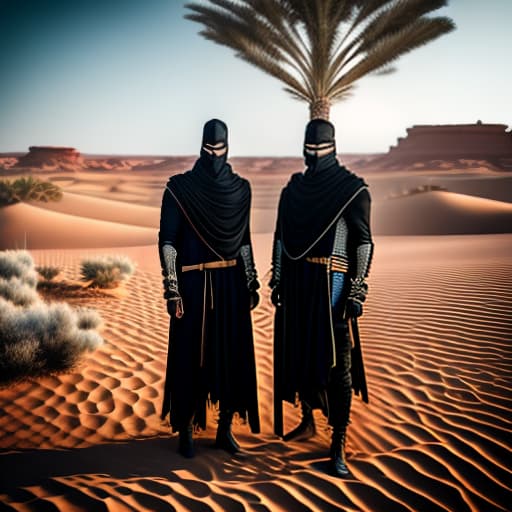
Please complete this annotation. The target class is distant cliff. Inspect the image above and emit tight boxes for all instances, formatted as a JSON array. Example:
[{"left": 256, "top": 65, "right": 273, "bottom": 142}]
[
  {"left": 16, "top": 146, "right": 83, "bottom": 168},
  {"left": 368, "top": 122, "right": 512, "bottom": 170}
]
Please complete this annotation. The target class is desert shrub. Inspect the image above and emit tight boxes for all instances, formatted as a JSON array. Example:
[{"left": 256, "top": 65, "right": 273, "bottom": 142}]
[
  {"left": 0, "top": 250, "right": 38, "bottom": 287},
  {"left": 36, "top": 266, "right": 60, "bottom": 282},
  {"left": 0, "top": 278, "right": 39, "bottom": 307},
  {"left": 80, "top": 255, "right": 135, "bottom": 288},
  {"left": 75, "top": 307, "right": 102, "bottom": 330},
  {"left": 0, "top": 338, "right": 43, "bottom": 384},
  {"left": 0, "top": 250, "right": 104, "bottom": 386},
  {"left": 390, "top": 184, "right": 447, "bottom": 199},
  {"left": 0, "top": 176, "right": 62, "bottom": 206},
  {"left": 0, "top": 251, "right": 40, "bottom": 307},
  {"left": 0, "top": 181, "right": 12, "bottom": 206},
  {"left": 0, "top": 299, "right": 104, "bottom": 385}
]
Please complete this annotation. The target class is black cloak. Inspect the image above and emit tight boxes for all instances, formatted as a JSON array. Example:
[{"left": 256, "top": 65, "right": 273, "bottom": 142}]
[
  {"left": 273, "top": 136, "right": 372, "bottom": 416},
  {"left": 159, "top": 119, "right": 260, "bottom": 433}
]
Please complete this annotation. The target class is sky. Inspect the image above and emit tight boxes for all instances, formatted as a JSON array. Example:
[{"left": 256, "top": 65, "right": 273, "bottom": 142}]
[{"left": 0, "top": 0, "right": 510, "bottom": 156}]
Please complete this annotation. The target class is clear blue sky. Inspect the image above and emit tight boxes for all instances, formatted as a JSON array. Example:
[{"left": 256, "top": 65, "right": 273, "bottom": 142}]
[{"left": 0, "top": 0, "right": 510, "bottom": 156}]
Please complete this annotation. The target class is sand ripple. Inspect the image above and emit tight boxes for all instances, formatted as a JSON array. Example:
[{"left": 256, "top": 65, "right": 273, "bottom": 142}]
[{"left": 1, "top": 238, "right": 511, "bottom": 511}]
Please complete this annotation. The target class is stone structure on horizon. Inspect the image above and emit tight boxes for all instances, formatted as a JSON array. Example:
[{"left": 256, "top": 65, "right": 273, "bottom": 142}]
[
  {"left": 368, "top": 122, "right": 512, "bottom": 170},
  {"left": 16, "top": 146, "right": 83, "bottom": 168}
]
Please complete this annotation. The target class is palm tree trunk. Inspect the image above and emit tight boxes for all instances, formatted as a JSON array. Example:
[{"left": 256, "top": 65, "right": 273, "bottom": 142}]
[{"left": 309, "top": 98, "right": 331, "bottom": 120}]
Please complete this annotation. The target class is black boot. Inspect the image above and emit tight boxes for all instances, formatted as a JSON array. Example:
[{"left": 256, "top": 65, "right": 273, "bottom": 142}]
[
  {"left": 329, "top": 429, "right": 350, "bottom": 478},
  {"left": 215, "top": 409, "right": 240, "bottom": 454},
  {"left": 283, "top": 400, "right": 316, "bottom": 442},
  {"left": 178, "top": 425, "right": 195, "bottom": 458}
]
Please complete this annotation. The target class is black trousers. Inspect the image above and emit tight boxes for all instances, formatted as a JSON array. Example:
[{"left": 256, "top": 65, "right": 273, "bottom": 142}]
[{"left": 327, "top": 322, "right": 352, "bottom": 429}]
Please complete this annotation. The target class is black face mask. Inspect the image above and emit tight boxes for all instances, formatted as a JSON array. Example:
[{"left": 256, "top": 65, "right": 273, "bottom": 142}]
[
  {"left": 303, "top": 119, "right": 337, "bottom": 172},
  {"left": 200, "top": 147, "right": 227, "bottom": 175},
  {"left": 303, "top": 144, "right": 335, "bottom": 168},
  {"left": 199, "top": 118, "right": 229, "bottom": 176}
]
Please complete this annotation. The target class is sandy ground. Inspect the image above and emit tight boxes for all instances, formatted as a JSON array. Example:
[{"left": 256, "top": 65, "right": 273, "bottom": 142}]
[{"left": 0, "top": 162, "right": 511, "bottom": 511}]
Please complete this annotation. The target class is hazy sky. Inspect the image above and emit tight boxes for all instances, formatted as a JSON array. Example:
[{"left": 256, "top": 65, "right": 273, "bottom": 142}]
[{"left": 1, "top": 0, "right": 510, "bottom": 156}]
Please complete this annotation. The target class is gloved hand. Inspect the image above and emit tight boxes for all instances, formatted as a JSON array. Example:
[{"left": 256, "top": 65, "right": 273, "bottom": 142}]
[
  {"left": 271, "top": 286, "right": 282, "bottom": 307},
  {"left": 345, "top": 298, "right": 363, "bottom": 318},
  {"left": 249, "top": 290, "right": 260, "bottom": 310},
  {"left": 346, "top": 278, "right": 368, "bottom": 318},
  {"left": 164, "top": 286, "right": 184, "bottom": 318}
]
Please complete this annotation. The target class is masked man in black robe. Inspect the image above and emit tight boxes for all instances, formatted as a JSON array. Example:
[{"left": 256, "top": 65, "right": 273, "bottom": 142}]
[
  {"left": 159, "top": 119, "right": 260, "bottom": 458},
  {"left": 271, "top": 119, "right": 373, "bottom": 478}
]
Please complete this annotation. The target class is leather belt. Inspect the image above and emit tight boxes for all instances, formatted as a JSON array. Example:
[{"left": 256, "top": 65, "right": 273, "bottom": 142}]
[
  {"left": 182, "top": 259, "right": 237, "bottom": 273},
  {"left": 305, "top": 256, "right": 348, "bottom": 273},
  {"left": 305, "top": 256, "right": 330, "bottom": 265}
]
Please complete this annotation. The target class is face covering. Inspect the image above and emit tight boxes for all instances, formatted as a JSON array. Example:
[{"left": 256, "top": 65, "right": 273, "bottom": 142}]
[
  {"left": 199, "top": 118, "right": 229, "bottom": 176},
  {"left": 303, "top": 119, "right": 336, "bottom": 171}
]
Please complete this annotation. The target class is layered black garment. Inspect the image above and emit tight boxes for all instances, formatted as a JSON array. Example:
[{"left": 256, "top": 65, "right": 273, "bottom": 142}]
[
  {"left": 273, "top": 156, "right": 371, "bottom": 410},
  {"left": 158, "top": 159, "right": 260, "bottom": 433}
]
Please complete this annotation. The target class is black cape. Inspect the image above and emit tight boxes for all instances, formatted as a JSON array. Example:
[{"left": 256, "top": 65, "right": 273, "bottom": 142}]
[
  {"left": 159, "top": 161, "right": 260, "bottom": 434},
  {"left": 273, "top": 159, "right": 371, "bottom": 426},
  {"left": 166, "top": 158, "right": 250, "bottom": 260},
  {"left": 279, "top": 157, "right": 367, "bottom": 259}
]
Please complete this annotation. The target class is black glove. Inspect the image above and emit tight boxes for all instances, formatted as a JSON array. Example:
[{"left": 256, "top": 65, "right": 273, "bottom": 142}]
[
  {"left": 249, "top": 290, "right": 260, "bottom": 310},
  {"left": 164, "top": 287, "right": 184, "bottom": 318},
  {"left": 346, "top": 278, "right": 368, "bottom": 318},
  {"left": 345, "top": 298, "right": 363, "bottom": 318},
  {"left": 271, "top": 286, "right": 282, "bottom": 307}
]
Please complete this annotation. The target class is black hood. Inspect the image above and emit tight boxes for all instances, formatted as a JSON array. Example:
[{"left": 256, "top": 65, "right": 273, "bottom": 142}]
[
  {"left": 166, "top": 119, "right": 250, "bottom": 259},
  {"left": 303, "top": 119, "right": 337, "bottom": 172},
  {"left": 199, "top": 118, "right": 229, "bottom": 176},
  {"left": 304, "top": 119, "right": 335, "bottom": 145}
]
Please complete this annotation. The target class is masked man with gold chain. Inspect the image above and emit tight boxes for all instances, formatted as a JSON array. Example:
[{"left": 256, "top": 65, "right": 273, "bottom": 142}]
[
  {"left": 159, "top": 119, "right": 260, "bottom": 458},
  {"left": 271, "top": 119, "right": 373, "bottom": 477}
]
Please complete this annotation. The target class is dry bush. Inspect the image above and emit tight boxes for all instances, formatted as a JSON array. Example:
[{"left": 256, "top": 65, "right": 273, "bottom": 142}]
[
  {"left": 80, "top": 255, "right": 135, "bottom": 288},
  {"left": 0, "top": 278, "right": 39, "bottom": 307},
  {"left": 75, "top": 307, "right": 102, "bottom": 331},
  {"left": 0, "top": 176, "right": 62, "bottom": 206},
  {"left": 36, "top": 266, "right": 60, "bottom": 282},
  {"left": 0, "top": 250, "right": 38, "bottom": 287},
  {"left": 0, "top": 250, "right": 104, "bottom": 386},
  {"left": 0, "top": 299, "right": 104, "bottom": 385}
]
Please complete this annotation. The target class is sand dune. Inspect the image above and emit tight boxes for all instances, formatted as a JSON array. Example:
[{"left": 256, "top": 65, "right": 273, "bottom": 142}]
[
  {"left": 0, "top": 235, "right": 510, "bottom": 511},
  {"left": 1, "top": 163, "right": 511, "bottom": 510},
  {"left": 31, "top": 191, "right": 160, "bottom": 228},
  {"left": 0, "top": 203, "right": 157, "bottom": 250},
  {"left": 373, "top": 190, "right": 512, "bottom": 235}
]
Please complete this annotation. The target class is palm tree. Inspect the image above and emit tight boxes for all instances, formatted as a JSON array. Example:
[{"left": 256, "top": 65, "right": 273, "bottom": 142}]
[{"left": 185, "top": 0, "right": 455, "bottom": 119}]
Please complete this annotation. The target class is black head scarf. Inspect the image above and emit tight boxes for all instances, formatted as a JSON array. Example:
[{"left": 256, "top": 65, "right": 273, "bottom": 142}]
[
  {"left": 280, "top": 119, "right": 367, "bottom": 259},
  {"left": 166, "top": 119, "right": 251, "bottom": 259},
  {"left": 303, "top": 118, "right": 337, "bottom": 172},
  {"left": 199, "top": 118, "right": 229, "bottom": 175}
]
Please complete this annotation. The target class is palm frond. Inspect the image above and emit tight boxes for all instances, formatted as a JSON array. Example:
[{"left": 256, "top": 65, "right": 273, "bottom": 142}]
[
  {"left": 328, "top": 16, "right": 455, "bottom": 97},
  {"left": 186, "top": 2, "right": 312, "bottom": 98},
  {"left": 185, "top": 0, "right": 455, "bottom": 117}
]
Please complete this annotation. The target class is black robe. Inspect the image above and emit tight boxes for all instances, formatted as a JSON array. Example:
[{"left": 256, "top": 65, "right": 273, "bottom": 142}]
[
  {"left": 273, "top": 162, "right": 372, "bottom": 411},
  {"left": 158, "top": 166, "right": 260, "bottom": 433}
]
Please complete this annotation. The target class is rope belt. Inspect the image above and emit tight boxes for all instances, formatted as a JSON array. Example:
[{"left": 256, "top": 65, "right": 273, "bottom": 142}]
[
  {"left": 305, "top": 256, "right": 348, "bottom": 273},
  {"left": 181, "top": 259, "right": 236, "bottom": 367},
  {"left": 182, "top": 259, "right": 237, "bottom": 273}
]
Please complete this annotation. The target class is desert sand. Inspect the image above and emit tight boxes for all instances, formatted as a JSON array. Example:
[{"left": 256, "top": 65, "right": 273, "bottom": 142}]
[{"left": 0, "top": 160, "right": 511, "bottom": 511}]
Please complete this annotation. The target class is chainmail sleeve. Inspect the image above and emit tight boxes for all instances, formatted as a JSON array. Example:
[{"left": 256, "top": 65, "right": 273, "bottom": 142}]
[
  {"left": 161, "top": 244, "right": 179, "bottom": 293},
  {"left": 344, "top": 188, "right": 373, "bottom": 300},
  {"left": 240, "top": 244, "right": 259, "bottom": 291},
  {"left": 331, "top": 216, "right": 349, "bottom": 305},
  {"left": 158, "top": 187, "right": 182, "bottom": 296},
  {"left": 270, "top": 236, "right": 282, "bottom": 289}
]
